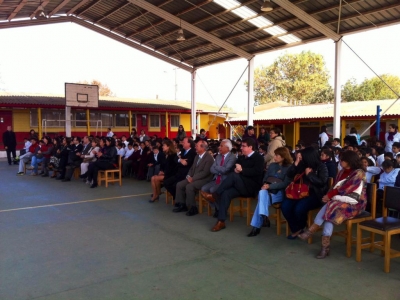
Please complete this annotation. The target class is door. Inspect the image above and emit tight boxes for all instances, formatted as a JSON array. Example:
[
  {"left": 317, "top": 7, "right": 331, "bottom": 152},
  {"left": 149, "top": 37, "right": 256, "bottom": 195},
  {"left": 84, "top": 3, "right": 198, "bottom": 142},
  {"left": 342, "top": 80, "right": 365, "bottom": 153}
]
[
  {"left": 0, "top": 110, "right": 12, "bottom": 150},
  {"left": 218, "top": 124, "right": 226, "bottom": 139}
]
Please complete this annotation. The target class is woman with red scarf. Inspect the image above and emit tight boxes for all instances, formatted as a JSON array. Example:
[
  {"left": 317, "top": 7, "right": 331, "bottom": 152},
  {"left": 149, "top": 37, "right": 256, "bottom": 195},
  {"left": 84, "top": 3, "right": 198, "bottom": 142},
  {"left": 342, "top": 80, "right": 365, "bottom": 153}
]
[
  {"left": 385, "top": 124, "right": 400, "bottom": 153},
  {"left": 298, "top": 150, "right": 366, "bottom": 259}
]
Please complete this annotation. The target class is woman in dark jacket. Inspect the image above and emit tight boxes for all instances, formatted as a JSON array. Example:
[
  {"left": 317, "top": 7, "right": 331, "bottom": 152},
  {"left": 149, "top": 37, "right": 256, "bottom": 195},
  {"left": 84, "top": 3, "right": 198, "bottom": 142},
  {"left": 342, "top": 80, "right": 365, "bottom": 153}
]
[
  {"left": 281, "top": 147, "right": 329, "bottom": 239},
  {"left": 83, "top": 137, "right": 117, "bottom": 188},
  {"left": 149, "top": 140, "right": 178, "bottom": 202},
  {"left": 320, "top": 148, "right": 337, "bottom": 179}
]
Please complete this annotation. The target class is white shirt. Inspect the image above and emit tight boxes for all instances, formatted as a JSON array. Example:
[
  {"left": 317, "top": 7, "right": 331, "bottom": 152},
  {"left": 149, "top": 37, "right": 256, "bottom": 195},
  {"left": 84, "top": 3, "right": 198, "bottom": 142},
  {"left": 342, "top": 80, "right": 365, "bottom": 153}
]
[
  {"left": 319, "top": 132, "right": 329, "bottom": 148},
  {"left": 123, "top": 140, "right": 129, "bottom": 147},
  {"left": 385, "top": 132, "right": 400, "bottom": 152},
  {"left": 376, "top": 154, "right": 385, "bottom": 167},
  {"left": 366, "top": 166, "right": 381, "bottom": 183},
  {"left": 117, "top": 148, "right": 125, "bottom": 156},
  {"left": 24, "top": 141, "right": 32, "bottom": 150},
  {"left": 107, "top": 131, "right": 114, "bottom": 137},
  {"left": 367, "top": 156, "right": 376, "bottom": 166},
  {"left": 124, "top": 148, "right": 134, "bottom": 159}
]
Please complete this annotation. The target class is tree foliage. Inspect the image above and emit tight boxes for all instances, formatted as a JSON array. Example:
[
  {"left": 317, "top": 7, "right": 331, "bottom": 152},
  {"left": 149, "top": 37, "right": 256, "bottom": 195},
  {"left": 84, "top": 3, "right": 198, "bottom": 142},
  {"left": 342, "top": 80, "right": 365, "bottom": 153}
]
[
  {"left": 247, "top": 51, "right": 333, "bottom": 105},
  {"left": 78, "top": 79, "right": 115, "bottom": 97},
  {"left": 341, "top": 74, "right": 400, "bottom": 102}
]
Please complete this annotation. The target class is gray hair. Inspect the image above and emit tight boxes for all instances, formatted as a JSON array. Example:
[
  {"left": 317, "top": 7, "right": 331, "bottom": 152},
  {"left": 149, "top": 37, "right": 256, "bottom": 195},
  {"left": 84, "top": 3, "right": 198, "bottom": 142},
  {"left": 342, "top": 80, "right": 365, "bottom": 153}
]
[{"left": 221, "top": 139, "right": 232, "bottom": 151}]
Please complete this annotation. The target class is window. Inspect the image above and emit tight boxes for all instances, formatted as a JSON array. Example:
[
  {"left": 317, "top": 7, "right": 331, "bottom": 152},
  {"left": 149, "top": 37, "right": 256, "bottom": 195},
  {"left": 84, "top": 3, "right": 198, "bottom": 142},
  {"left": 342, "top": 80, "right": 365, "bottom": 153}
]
[
  {"left": 116, "top": 113, "right": 129, "bottom": 127},
  {"left": 141, "top": 115, "right": 147, "bottom": 127},
  {"left": 131, "top": 113, "right": 137, "bottom": 128},
  {"left": 149, "top": 114, "right": 160, "bottom": 128},
  {"left": 90, "top": 112, "right": 113, "bottom": 127},
  {"left": 30, "top": 109, "right": 38, "bottom": 127},
  {"left": 170, "top": 115, "right": 180, "bottom": 128},
  {"left": 42, "top": 109, "right": 64, "bottom": 127},
  {"left": 74, "top": 110, "right": 86, "bottom": 127}
]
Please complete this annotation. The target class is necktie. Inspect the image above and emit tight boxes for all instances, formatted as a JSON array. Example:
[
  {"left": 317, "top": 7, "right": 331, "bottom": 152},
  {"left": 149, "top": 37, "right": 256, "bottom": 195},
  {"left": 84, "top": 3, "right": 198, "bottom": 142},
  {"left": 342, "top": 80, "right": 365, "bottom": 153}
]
[
  {"left": 216, "top": 155, "right": 225, "bottom": 184},
  {"left": 154, "top": 154, "right": 157, "bottom": 161},
  {"left": 197, "top": 156, "right": 201, "bottom": 166}
]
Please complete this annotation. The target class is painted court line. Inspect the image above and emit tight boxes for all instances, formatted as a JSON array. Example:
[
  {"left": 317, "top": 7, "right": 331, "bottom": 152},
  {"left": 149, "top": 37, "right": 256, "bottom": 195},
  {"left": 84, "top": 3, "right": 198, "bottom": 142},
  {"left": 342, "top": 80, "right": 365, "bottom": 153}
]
[{"left": 0, "top": 193, "right": 151, "bottom": 213}]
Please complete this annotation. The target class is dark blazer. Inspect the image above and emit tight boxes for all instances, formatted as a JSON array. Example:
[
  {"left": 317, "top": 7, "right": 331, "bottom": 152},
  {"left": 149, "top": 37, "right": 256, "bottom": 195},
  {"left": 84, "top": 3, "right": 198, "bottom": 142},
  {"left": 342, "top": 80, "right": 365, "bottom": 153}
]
[
  {"left": 175, "top": 147, "right": 196, "bottom": 181},
  {"left": 237, "top": 152, "right": 265, "bottom": 196},
  {"left": 162, "top": 153, "right": 178, "bottom": 179},
  {"left": 99, "top": 146, "right": 117, "bottom": 164},
  {"left": 149, "top": 151, "right": 166, "bottom": 167},
  {"left": 2, "top": 130, "right": 17, "bottom": 148},
  {"left": 323, "top": 160, "right": 337, "bottom": 179}
]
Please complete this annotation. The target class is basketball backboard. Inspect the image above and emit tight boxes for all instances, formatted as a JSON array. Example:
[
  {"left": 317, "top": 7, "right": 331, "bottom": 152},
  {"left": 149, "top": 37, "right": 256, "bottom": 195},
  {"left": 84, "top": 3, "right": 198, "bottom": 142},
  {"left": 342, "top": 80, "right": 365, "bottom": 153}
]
[{"left": 65, "top": 83, "right": 99, "bottom": 108}]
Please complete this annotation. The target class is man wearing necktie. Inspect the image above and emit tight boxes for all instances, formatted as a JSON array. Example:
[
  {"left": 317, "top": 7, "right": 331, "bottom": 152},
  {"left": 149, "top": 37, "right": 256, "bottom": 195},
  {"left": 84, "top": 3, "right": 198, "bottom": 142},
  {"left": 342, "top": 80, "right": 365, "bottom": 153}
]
[
  {"left": 174, "top": 140, "right": 214, "bottom": 216},
  {"left": 202, "top": 137, "right": 264, "bottom": 232},
  {"left": 200, "top": 139, "right": 237, "bottom": 217},
  {"left": 164, "top": 137, "right": 196, "bottom": 200}
]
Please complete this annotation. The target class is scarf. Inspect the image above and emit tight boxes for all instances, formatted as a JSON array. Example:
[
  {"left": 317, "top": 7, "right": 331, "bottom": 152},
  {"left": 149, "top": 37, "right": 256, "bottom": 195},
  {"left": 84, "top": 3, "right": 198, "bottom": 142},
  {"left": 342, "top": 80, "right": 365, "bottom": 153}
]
[{"left": 388, "top": 130, "right": 397, "bottom": 141}]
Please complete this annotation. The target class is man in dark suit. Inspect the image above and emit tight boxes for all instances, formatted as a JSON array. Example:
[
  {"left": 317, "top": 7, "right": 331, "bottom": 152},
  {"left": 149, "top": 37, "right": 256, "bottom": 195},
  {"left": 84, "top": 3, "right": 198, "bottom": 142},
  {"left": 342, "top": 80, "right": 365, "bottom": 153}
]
[
  {"left": 3, "top": 125, "right": 17, "bottom": 165},
  {"left": 164, "top": 137, "right": 196, "bottom": 199},
  {"left": 62, "top": 136, "right": 91, "bottom": 181},
  {"left": 133, "top": 141, "right": 150, "bottom": 180},
  {"left": 202, "top": 137, "right": 264, "bottom": 232},
  {"left": 173, "top": 140, "right": 214, "bottom": 216},
  {"left": 200, "top": 139, "right": 237, "bottom": 217}
]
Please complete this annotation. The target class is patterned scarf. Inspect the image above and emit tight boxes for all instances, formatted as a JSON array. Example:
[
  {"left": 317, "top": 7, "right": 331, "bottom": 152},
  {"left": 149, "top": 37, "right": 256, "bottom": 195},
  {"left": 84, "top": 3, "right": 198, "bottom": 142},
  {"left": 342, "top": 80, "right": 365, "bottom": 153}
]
[{"left": 388, "top": 130, "right": 397, "bottom": 141}]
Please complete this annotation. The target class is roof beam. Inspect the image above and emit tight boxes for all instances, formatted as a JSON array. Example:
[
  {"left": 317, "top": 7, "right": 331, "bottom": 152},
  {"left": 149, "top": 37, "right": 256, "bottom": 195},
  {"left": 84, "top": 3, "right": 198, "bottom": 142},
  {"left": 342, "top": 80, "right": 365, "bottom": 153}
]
[
  {"left": 48, "top": 0, "right": 72, "bottom": 17},
  {"left": 66, "top": 0, "right": 91, "bottom": 15},
  {"left": 71, "top": 17, "right": 194, "bottom": 72},
  {"left": 94, "top": 2, "right": 131, "bottom": 24},
  {"left": 273, "top": 0, "right": 341, "bottom": 41},
  {"left": 110, "top": 0, "right": 173, "bottom": 32},
  {"left": 129, "top": 0, "right": 253, "bottom": 60},
  {"left": 126, "top": 0, "right": 213, "bottom": 39},
  {"left": 0, "top": 16, "right": 71, "bottom": 30},
  {"left": 7, "top": 0, "right": 28, "bottom": 21},
  {"left": 29, "top": 0, "right": 50, "bottom": 19},
  {"left": 75, "top": 0, "right": 102, "bottom": 17}
]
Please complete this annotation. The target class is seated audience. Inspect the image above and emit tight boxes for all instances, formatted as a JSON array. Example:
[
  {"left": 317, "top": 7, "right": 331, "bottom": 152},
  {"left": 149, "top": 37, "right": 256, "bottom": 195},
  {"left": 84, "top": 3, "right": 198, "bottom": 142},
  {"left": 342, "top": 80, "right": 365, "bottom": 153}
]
[
  {"left": 247, "top": 147, "right": 293, "bottom": 237},
  {"left": 146, "top": 146, "right": 166, "bottom": 180},
  {"left": 80, "top": 138, "right": 100, "bottom": 178},
  {"left": 299, "top": 150, "right": 366, "bottom": 259},
  {"left": 320, "top": 148, "right": 337, "bottom": 178},
  {"left": 360, "top": 156, "right": 381, "bottom": 183},
  {"left": 17, "top": 137, "right": 39, "bottom": 175}
]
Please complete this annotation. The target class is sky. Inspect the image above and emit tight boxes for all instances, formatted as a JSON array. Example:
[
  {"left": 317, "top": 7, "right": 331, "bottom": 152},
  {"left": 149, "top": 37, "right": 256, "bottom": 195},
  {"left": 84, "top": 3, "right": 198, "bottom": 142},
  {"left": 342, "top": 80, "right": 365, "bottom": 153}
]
[{"left": 0, "top": 21, "right": 399, "bottom": 112}]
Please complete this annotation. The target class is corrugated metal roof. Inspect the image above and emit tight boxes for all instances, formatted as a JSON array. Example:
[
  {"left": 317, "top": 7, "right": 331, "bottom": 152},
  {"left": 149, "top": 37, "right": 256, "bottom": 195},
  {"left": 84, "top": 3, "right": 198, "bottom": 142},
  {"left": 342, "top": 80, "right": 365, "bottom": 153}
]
[
  {"left": 0, "top": 0, "right": 399, "bottom": 69},
  {"left": 0, "top": 92, "right": 232, "bottom": 113},
  {"left": 228, "top": 99, "right": 400, "bottom": 122}
]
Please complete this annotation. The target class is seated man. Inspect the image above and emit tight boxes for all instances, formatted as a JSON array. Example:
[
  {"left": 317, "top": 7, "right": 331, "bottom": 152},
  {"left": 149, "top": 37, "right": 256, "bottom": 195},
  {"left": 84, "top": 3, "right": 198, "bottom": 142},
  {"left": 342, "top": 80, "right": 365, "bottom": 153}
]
[
  {"left": 17, "top": 137, "right": 39, "bottom": 175},
  {"left": 61, "top": 136, "right": 86, "bottom": 182},
  {"left": 173, "top": 140, "right": 214, "bottom": 216},
  {"left": 19, "top": 137, "right": 32, "bottom": 156},
  {"left": 146, "top": 146, "right": 166, "bottom": 180},
  {"left": 164, "top": 137, "right": 196, "bottom": 200},
  {"left": 202, "top": 137, "right": 264, "bottom": 232},
  {"left": 132, "top": 142, "right": 150, "bottom": 180},
  {"left": 122, "top": 143, "right": 139, "bottom": 177},
  {"left": 200, "top": 139, "right": 237, "bottom": 217}
]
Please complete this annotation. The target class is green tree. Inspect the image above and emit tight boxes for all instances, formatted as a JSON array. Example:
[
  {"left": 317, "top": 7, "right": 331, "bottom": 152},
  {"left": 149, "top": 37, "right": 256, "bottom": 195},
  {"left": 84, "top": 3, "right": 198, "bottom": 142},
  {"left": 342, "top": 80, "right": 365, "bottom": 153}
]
[
  {"left": 342, "top": 75, "right": 400, "bottom": 101},
  {"left": 247, "top": 51, "right": 332, "bottom": 105},
  {"left": 78, "top": 79, "right": 115, "bottom": 97}
]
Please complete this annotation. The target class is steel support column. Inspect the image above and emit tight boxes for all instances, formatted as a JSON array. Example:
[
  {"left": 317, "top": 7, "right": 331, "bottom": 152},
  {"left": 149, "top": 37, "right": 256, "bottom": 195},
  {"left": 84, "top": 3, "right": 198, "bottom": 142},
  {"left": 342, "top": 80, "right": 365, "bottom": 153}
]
[
  {"left": 333, "top": 39, "right": 342, "bottom": 139},
  {"left": 191, "top": 70, "right": 197, "bottom": 139},
  {"left": 65, "top": 106, "right": 71, "bottom": 137},
  {"left": 247, "top": 57, "right": 255, "bottom": 126}
]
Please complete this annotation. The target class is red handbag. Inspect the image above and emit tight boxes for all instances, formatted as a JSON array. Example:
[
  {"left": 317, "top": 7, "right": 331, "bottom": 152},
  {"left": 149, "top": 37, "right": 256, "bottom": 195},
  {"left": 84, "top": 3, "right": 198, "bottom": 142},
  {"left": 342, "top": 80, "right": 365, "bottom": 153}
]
[{"left": 285, "top": 172, "right": 309, "bottom": 200}]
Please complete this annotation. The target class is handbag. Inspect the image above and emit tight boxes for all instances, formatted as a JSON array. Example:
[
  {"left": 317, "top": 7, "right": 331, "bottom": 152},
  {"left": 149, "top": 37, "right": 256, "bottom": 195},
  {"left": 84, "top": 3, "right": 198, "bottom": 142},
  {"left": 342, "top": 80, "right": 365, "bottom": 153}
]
[
  {"left": 265, "top": 176, "right": 283, "bottom": 184},
  {"left": 285, "top": 172, "right": 309, "bottom": 200}
]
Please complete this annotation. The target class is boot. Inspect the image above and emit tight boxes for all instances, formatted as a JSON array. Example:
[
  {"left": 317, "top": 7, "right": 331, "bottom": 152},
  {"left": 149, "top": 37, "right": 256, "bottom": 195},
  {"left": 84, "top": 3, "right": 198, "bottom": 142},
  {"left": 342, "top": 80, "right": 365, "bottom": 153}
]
[
  {"left": 316, "top": 236, "right": 330, "bottom": 259},
  {"left": 298, "top": 223, "right": 320, "bottom": 241},
  {"left": 262, "top": 215, "right": 271, "bottom": 228}
]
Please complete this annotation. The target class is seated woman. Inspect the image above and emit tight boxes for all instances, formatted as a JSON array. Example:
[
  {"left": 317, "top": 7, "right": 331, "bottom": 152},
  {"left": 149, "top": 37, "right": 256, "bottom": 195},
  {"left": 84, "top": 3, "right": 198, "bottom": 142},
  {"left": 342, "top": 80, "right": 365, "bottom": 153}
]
[
  {"left": 27, "top": 136, "right": 52, "bottom": 176},
  {"left": 82, "top": 137, "right": 117, "bottom": 188},
  {"left": 80, "top": 138, "right": 99, "bottom": 180},
  {"left": 281, "top": 147, "right": 329, "bottom": 239},
  {"left": 298, "top": 150, "right": 367, "bottom": 259},
  {"left": 360, "top": 156, "right": 381, "bottom": 183},
  {"left": 48, "top": 137, "right": 61, "bottom": 177},
  {"left": 247, "top": 147, "right": 293, "bottom": 237},
  {"left": 377, "top": 160, "right": 400, "bottom": 200},
  {"left": 320, "top": 148, "right": 337, "bottom": 179},
  {"left": 149, "top": 140, "right": 178, "bottom": 202}
]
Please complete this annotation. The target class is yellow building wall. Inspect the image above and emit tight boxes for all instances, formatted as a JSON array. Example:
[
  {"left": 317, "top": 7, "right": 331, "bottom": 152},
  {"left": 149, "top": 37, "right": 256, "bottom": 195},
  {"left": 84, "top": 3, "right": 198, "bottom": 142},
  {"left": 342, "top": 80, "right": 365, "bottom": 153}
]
[
  {"left": 179, "top": 113, "right": 191, "bottom": 131},
  {"left": 208, "top": 115, "right": 226, "bottom": 139},
  {"left": 13, "top": 109, "right": 34, "bottom": 133},
  {"left": 283, "top": 123, "right": 294, "bottom": 148}
]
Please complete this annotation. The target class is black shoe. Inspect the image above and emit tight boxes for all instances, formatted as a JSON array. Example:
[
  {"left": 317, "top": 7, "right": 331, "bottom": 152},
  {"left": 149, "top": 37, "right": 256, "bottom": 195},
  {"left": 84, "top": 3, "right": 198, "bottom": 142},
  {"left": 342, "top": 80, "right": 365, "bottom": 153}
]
[
  {"left": 79, "top": 173, "right": 87, "bottom": 179},
  {"left": 262, "top": 216, "right": 271, "bottom": 228},
  {"left": 62, "top": 178, "right": 71, "bottom": 182},
  {"left": 38, "top": 172, "right": 44, "bottom": 176},
  {"left": 56, "top": 176, "right": 64, "bottom": 180},
  {"left": 174, "top": 202, "right": 180, "bottom": 208},
  {"left": 173, "top": 204, "right": 188, "bottom": 213},
  {"left": 41, "top": 174, "right": 49, "bottom": 177},
  {"left": 186, "top": 206, "right": 199, "bottom": 216},
  {"left": 90, "top": 183, "right": 98, "bottom": 188},
  {"left": 213, "top": 209, "right": 219, "bottom": 218},
  {"left": 247, "top": 227, "right": 261, "bottom": 237}
]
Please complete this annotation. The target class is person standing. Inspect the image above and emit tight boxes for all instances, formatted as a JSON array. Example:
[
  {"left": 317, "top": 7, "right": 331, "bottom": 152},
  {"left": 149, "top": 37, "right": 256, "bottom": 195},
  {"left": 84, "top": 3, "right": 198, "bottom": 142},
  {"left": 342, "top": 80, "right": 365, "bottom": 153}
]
[
  {"left": 264, "top": 128, "right": 286, "bottom": 168},
  {"left": 3, "top": 125, "right": 17, "bottom": 165},
  {"left": 318, "top": 126, "right": 329, "bottom": 149},
  {"left": 385, "top": 124, "right": 400, "bottom": 153}
]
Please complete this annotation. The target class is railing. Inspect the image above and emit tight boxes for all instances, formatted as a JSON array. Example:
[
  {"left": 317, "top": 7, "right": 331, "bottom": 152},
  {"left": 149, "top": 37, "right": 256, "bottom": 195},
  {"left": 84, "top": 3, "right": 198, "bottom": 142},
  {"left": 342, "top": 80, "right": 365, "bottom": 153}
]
[{"left": 42, "top": 119, "right": 103, "bottom": 136}]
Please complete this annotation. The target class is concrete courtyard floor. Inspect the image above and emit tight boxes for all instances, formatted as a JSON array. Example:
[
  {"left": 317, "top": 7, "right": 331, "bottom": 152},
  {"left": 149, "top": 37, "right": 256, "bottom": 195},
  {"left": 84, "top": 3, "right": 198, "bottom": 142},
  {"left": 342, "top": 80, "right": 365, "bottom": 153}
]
[{"left": 0, "top": 159, "right": 399, "bottom": 300}]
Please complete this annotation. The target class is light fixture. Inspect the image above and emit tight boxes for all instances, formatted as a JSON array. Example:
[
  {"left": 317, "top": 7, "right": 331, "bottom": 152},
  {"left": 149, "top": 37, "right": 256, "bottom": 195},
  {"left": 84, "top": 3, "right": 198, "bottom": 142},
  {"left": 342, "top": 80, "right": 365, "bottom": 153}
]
[
  {"left": 261, "top": 0, "right": 274, "bottom": 12},
  {"left": 35, "top": 2, "right": 47, "bottom": 20},
  {"left": 176, "top": 19, "right": 185, "bottom": 41}
]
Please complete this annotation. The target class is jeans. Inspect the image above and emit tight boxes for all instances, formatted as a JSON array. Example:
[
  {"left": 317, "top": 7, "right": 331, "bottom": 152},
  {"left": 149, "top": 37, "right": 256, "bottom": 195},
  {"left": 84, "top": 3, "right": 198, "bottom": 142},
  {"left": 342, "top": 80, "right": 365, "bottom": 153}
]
[
  {"left": 250, "top": 190, "right": 283, "bottom": 228},
  {"left": 18, "top": 153, "right": 32, "bottom": 173},
  {"left": 31, "top": 156, "right": 45, "bottom": 173},
  {"left": 281, "top": 194, "right": 321, "bottom": 234},
  {"left": 313, "top": 204, "right": 334, "bottom": 236}
]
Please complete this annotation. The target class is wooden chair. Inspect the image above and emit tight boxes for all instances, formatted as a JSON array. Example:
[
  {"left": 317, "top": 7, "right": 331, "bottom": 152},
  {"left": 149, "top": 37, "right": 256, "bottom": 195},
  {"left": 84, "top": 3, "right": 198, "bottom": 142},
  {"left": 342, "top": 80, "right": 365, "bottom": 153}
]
[
  {"left": 165, "top": 191, "right": 175, "bottom": 205},
  {"left": 198, "top": 192, "right": 212, "bottom": 216},
  {"left": 269, "top": 202, "right": 289, "bottom": 236},
  {"left": 307, "top": 177, "right": 334, "bottom": 244},
  {"left": 333, "top": 183, "right": 377, "bottom": 257},
  {"left": 229, "top": 197, "right": 255, "bottom": 226},
  {"left": 356, "top": 186, "right": 400, "bottom": 272},
  {"left": 73, "top": 167, "right": 81, "bottom": 179},
  {"left": 98, "top": 156, "right": 122, "bottom": 187}
]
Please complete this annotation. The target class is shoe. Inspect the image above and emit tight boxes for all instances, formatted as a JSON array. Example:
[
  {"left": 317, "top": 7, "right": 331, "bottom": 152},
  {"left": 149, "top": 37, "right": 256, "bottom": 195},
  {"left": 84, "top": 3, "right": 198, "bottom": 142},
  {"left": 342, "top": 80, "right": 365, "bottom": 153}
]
[
  {"left": 213, "top": 209, "right": 219, "bottom": 218},
  {"left": 262, "top": 216, "right": 271, "bottom": 228},
  {"left": 56, "top": 176, "right": 64, "bottom": 180},
  {"left": 79, "top": 173, "right": 87, "bottom": 179},
  {"left": 247, "top": 227, "right": 261, "bottom": 237},
  {"left": 38, "top": 172, "right": 44, "bottom": 176},
  {"left": 173, "top": 203, "right": 188, "bottom": 213},
  {"left": 200, "top": 191, "right": 216, "bottom": 203},
  {"left": 41, "top": 174, "right": 49, "bottom": 177},
  {"left": 317, "top": 236, "right": 330, "bottom": 259},
  {"left": 17, "top": 172, "right": 24, "bottom": 176},
  {"left": 287, "top": 230, "right": 303, "bottom": 240},
  {"left": 26, "top": 166, "right": 34, "bottom": 170},
  {"left": 90, "top": 183, "right": 98, "bottom": 188},
  {"left": 298, "top": 224, "right": 321, "bottom": 241},
  {"left": 30, "top": 172, "right": 38, "bottom": 176},
  {"left": 62, "top": 178, "right": 71, "bottom": 182},
  {"left": 186, "top": 206, "right": 199, "bottom": 216},
  {"left": 50, "top": 174, "right": 57, "bottom": 178},
  {"left": 211, "top": 221, "right": 226, "bottom": 232},
  {"left": 149, "top": 196, "right": 159, "bottom": 203}
]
